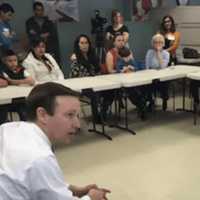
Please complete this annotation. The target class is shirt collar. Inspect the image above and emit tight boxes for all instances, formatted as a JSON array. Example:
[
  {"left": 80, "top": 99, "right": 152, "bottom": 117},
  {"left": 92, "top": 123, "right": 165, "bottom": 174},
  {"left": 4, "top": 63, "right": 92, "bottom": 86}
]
[{"left": 29, "top": 122, "right": 52, "bottom": 148}]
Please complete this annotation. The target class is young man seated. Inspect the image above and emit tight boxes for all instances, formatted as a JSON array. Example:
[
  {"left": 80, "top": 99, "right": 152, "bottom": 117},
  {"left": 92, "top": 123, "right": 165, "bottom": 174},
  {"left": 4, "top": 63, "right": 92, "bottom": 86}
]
[{"left": 1, "top": 49, "right": 35, "bottom": 86}]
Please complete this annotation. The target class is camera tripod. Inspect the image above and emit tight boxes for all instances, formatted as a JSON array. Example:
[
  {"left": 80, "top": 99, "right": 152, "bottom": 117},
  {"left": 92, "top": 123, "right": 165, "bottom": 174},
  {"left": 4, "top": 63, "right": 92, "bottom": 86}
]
[
  {"left": 94, "top": 35, "right": 106, "bottom": 64},
  {"left": 95, "top": 45, "right": 106, "bottom": 64}
]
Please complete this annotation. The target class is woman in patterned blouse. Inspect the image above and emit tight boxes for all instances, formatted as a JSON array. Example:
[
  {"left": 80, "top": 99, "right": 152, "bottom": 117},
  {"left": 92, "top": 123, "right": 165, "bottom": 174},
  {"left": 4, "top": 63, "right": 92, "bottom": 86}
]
[
  {"left": 69, "top": 34, "right": 102, "bottom": 123},
  {"left": 69, "top": 34, "right": 100, "bottom": 77}
]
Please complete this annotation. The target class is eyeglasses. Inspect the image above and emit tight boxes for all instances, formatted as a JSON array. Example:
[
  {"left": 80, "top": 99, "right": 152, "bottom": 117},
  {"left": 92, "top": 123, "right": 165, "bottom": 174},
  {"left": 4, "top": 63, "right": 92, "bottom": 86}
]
[
  {"left": 154, "top": 41, "right": 163, "bottom": 44},
  {"left": 164, "top": 20, "right": 171, "bottom": 24}
]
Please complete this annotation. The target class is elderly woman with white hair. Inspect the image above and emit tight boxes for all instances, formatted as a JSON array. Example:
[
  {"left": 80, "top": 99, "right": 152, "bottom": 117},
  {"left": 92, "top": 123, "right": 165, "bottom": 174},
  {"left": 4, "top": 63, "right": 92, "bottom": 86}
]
[
  {"left": 145, "top": 33, "right": 170, "bottom": 69},
  {"left": 145, "top": 33, "right": 170, "bottom": 111}
]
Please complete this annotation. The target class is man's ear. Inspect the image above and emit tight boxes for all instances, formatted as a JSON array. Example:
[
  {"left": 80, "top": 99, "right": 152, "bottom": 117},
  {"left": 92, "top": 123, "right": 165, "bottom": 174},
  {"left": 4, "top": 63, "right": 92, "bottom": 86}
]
[{"left": 36, "top": 107, "right": 49, "bottom": 124}]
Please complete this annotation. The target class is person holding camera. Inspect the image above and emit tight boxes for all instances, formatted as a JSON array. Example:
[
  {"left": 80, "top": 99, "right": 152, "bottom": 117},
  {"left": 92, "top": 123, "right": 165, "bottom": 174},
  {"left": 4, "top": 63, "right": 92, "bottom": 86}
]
[{"left": 105, "top": 10, "right": 129, "bottom": 49}]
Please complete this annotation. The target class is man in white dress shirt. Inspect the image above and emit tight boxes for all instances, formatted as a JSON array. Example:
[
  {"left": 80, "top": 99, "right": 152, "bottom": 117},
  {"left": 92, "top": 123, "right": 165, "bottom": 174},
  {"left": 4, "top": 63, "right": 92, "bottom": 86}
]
[{"left": 0, "top": 82, "right": 110, "bottom": 200}]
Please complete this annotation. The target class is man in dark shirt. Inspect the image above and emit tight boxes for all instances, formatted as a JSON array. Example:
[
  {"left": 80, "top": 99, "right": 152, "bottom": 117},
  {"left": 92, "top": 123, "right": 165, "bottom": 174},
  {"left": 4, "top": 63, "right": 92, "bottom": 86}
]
[
  {"left": 0, "top": 3, "right": 15, "bottom": 55},
  {"left": 26, "top": 1, "right": 60, "bottom": 63}
]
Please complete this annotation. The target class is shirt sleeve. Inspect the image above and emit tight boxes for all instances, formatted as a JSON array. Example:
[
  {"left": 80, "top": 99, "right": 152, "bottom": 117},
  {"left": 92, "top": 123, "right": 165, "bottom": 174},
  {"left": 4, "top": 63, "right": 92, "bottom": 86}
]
[
  {"left": 121, "top": 25, "right": 129, "bottom": 33},
  {"left": 28, "top": 156, "right": 91, "bottom": 200},
  {"left": 23, "top": 69, "right": 30, "bottom": 78},
  {"left": 116, "top": 59, "right": 124, "bottom": 73},
  {"left": 161, "top": 50, "right": 170, "bottom": 68},
  {"left": 167, "top": 32, "right": 180, "bottom": 54},
  {"left": 145, "top": 50, "right": 152, "bottom": 69},
  {"left": 22, "top": 60, "right": 37, "bottom": 81},
  {"left": 2, "top": 72, "right": 9, "bottom": 79}
]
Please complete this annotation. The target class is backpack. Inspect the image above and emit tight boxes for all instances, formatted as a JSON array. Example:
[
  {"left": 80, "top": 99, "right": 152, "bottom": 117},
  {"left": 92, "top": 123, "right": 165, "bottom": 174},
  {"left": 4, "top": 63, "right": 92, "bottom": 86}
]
[{"left": 182, "top": 47, "right": 200, "bottom": 59}]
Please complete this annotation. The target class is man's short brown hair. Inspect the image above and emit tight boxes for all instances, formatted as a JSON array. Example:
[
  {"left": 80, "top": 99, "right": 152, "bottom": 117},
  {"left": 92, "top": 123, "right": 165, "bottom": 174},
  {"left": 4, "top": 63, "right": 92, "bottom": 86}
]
[{"left": 26, "top": 82, "right": 80, "bottom": 121}]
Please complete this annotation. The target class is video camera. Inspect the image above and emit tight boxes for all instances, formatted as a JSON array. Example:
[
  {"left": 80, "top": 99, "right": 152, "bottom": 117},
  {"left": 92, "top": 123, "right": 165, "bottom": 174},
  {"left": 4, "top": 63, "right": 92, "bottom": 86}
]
[{"left": 91, "top": 10, "right": 107, "bottom": 34}]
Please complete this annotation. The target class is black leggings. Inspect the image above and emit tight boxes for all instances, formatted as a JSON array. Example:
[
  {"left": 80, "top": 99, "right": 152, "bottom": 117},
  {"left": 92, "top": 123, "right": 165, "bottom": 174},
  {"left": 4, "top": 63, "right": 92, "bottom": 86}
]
[
  {"left": 147, "top": 81, "right": 169, "bottom": 102},
  {"left": 101, "top": 87, "right": 147, "bottom": 118}
]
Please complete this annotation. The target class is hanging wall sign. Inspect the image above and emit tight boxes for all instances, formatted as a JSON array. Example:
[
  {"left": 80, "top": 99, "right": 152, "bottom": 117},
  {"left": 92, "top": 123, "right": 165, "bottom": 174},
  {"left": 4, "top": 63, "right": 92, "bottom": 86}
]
[
  {"left": 35, "top": 0, "right": 79, "bottom": 22},
  {"left": 176, "top": 0, "right": 189, "bottom": 5}
]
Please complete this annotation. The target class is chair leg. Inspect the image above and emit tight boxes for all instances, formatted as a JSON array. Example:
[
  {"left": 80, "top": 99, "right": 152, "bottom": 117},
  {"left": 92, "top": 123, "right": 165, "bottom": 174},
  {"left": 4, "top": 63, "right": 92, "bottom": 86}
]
[
  {"left": 193, "top": 102, "right": 198, "bottom": 125},
  {"left": 9, "top": 112, "right": 13, "bottom": 121},
  {"left": 172, "top": 83, "right": 176, "bottom": 112}
]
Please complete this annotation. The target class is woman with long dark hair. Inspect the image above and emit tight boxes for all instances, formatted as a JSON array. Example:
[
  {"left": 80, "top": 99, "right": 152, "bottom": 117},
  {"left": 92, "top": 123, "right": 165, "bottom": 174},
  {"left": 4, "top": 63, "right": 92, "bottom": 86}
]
[
  {"left": 22, "top": 38, "right": 64, "bottom": 82},
  {"left": 160, "top": 15, "right": 180, "bottom": 65},
  {"left": 70, "top": 34, "right": 100, "bottom": 77},
  {"left": 70, "top": 34, "right": 101, "bottom": 123}
]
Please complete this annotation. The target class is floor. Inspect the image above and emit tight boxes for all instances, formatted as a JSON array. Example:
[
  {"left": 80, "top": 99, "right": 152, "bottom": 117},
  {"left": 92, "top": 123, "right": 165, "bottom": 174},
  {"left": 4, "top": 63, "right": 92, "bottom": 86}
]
[{"left": 55, "top": 96, "right": 200, "bottom": 200}]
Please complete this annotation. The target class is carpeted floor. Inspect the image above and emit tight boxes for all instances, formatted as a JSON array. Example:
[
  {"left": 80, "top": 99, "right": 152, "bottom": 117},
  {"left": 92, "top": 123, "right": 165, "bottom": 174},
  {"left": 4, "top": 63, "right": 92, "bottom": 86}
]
[{"left": 55, "top": 97, "right": 200, "bottom": 200}]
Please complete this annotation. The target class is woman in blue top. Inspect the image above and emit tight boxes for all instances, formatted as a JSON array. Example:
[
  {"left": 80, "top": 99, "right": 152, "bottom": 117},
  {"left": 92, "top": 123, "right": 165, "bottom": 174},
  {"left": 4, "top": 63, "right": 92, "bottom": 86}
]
[
  {"left": 146, "top": 33, "right": 169, "bottom": 70},
  {"left": 145, "top": 33, "right": 170, "bottom": 111}
]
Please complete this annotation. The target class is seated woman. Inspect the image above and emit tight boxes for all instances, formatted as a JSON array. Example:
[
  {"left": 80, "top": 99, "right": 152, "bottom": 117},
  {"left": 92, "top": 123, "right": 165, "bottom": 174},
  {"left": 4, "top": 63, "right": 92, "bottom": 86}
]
[
  {"left": 103, "top": 33, "right": 147, "bottom": 120},
  {"left": 69, "top": 34, "right": 100, "bottom": 77},
  {"left": 145, "top": 33, "right": 170, "bottom": 111},
  {"left": 160, "top": 15, "right": 180, "bottom": 65},
  {"left": 22, "top": 38, "right": 64, "bottom": 82},
  {"left": 69, "top": 34, "right": 101, "bottom": 123}
]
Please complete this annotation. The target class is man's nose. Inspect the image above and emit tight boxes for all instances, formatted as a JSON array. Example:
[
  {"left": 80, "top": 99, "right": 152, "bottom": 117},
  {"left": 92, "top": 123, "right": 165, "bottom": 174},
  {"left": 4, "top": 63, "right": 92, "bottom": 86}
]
[{"left": 74, "top": 116, "right": 80, "bottom": 129}]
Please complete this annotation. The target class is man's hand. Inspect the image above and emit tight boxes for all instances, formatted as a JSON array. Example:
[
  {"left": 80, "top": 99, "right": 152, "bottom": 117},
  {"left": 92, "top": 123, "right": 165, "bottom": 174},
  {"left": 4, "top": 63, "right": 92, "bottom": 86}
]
[
  {"left": 69, "top": 184, "right": 97, "bottom": 197},
  {"left": 88, "top": 188, "right": 111, "bottom": 200},
  {"left": 69, "top": 184, "right": 111, "bottom": 199}
]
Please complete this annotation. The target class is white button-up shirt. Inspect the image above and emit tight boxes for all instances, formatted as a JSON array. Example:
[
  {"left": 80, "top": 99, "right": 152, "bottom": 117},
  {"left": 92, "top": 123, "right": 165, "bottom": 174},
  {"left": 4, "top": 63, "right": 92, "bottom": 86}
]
[{"left": 0, "top": 122, "right": 90, "bottom": 200}]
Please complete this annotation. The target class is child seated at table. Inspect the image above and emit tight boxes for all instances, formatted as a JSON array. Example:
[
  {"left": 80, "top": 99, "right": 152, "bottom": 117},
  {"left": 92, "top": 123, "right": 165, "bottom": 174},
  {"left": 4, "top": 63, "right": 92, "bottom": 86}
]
[
  {"left": 1, "top": 49, "right": 35, "bottom": 121},
  {"left": 1, "top": 49, "right": 35, "bottom": 86},
  {"left": 116, "top": 47, "right": 136, "bottom": 73}
]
